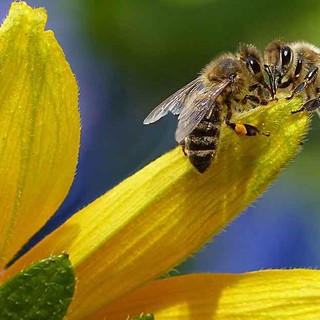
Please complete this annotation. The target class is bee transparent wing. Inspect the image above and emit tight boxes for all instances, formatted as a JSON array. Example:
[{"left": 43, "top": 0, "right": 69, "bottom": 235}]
[
  {"left": 143, "top": 78, "right": 202, "bottom": 124},
  {"left": 175, "top": 79, "right": 231, "bottom": 143}
]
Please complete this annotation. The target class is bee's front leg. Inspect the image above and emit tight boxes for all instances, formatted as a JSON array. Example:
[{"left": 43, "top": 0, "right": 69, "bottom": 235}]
[
  {"left": 241, "top": 93, "right": 269, "bottom": 107},
  {"left": 291, "top": 96, "right": 320, "bottom": 114},
  {"left": 241, "top": 95, "right": 260, "bottom": 105},
  {"left": 287, "top": 66, "right": 318, "bottom": 100}
]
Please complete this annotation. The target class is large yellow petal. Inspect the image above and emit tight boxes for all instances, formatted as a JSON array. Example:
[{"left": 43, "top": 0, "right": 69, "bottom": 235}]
[
  {"left": 95, "top": 270, "right": 320, "bottom": 319},
  {"left": 0, "top": 2, "right": 79, "bottom": 266},
  {"left": 3, "top": 98, "right": 309, "bottom": 319}
]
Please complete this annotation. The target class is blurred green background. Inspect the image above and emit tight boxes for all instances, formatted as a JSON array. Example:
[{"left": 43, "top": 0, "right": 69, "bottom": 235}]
[{"left": 3, "top": 0, "right": 320, "bottom": 272}]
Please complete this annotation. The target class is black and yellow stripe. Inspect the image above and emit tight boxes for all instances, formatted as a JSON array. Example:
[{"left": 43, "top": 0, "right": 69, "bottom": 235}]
[{"left": 185, "top": 106, "right": 223, "bottom": 173}]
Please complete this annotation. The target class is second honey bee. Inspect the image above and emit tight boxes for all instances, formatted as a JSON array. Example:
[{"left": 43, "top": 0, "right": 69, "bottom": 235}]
[
  {"left": 144, "top": 44, "right": 271, "bottom": 173},
  {"left": 264, "top": 40, "right": 320, "bottom": 114}
]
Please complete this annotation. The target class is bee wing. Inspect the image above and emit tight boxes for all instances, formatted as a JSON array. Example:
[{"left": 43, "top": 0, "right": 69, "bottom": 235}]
[
  {"left": 143, "top": 78, "right": 203, "bottom": 124},
  {"left": 175, "top": 79, "right": 231, "bottom": 143}
]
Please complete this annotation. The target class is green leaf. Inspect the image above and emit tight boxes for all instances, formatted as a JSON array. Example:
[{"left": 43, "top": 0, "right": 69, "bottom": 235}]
[
  {"left": 0, "top": 253, "right": 75, "bottom": 320},
  {"left": 129, "top": 314, "right": 155, "bottom": 320}
]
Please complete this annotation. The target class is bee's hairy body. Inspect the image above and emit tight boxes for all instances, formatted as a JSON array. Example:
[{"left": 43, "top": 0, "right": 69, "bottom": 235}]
[
  {"left": 143, "top": 45, "right": 271, "bottom": 173},
  {"left": 264, "top": 40, "right": 320, "bottom": 114},
  {"left": 184, "top": 55, "right": 260, "bottom": 172},
  {"left": 184, "top": 104, "right": 224, "bottom": 173}
]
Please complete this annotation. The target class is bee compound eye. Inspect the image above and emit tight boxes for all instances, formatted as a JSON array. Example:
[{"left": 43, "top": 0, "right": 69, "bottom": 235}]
[
  {"left": 247, "top": 56, "right": 261, "bottom": 74},
  {"left": 281, "top": 46, "right": 292, "bottom": 66}
]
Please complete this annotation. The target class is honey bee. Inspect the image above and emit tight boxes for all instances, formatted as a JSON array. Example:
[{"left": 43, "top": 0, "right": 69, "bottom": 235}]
[
  {"left": 144, "top": 44, "right": 271, "bottom": 173},
  {"left": 264, "top": 40, "right": 320, "bottom": 114}
]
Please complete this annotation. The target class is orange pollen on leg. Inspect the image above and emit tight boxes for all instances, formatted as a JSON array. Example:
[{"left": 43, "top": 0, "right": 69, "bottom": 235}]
[{"left": 235, "top": 123, "right": 248, "bottom": 136}]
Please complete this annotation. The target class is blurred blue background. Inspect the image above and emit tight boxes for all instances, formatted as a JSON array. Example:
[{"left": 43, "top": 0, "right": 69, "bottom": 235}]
[{"left": 2, "top": 0, "right": 320, "bottom": 273}]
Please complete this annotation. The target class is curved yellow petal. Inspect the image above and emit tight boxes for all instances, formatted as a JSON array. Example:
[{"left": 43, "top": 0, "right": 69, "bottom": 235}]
[
  {"left": 94, "top": 270, "right": 320, "bottom": 320},
  {"left": 4, "top": 98, "right": 309, "bottom": 319},
  {"left": 0, "top": 2, "right": 80, "bottom": 266}
]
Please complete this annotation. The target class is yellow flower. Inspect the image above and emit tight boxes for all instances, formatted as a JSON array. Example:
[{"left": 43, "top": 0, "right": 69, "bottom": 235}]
[{"left": 1, "top": 2, "right": 320, "bottom": 320}]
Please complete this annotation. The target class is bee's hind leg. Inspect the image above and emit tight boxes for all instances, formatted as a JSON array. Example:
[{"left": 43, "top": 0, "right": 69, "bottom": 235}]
[
  {"left": 225, "top": 108, "right": 270, "bottom": 137},
  {"left": 226, "top": 121, "right": 270, "bottom": 137}
]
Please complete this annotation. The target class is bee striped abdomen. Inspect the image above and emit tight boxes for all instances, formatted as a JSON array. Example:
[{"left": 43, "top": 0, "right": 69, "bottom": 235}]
[{"left": 185, "top": 109, "right": 222, "bottom": 173}]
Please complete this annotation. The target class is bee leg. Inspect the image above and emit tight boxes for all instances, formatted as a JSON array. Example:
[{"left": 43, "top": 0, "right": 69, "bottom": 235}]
[
  {"left": 286, "top": 82, "right": 307, "bottom": 100},
  {"left": 249, "top": 84, "right": 271, "bottom": 103},
  {"left": 180, "top": 141, "right": 187, "bottom": 156},
  {"left": 248, "top": 83, "right": 264, "bottom": 97},
  {"left": 225, "top": 107, "right": 270, "bottom": 137},
  {"left": 287, "top": 66, "right": 318, "bottom": 100},
  {"left": 227, "top": 121, "right": 270, "bottom": 137},
  {"left": 241, "top": 95, "right": 260, "bottom": 105},
  {"left": 281, "top": 59, "right": 303, "bottom": 91},
  {"left": 278, "top": 78, "right": 293, "bottom": 89},
  {"left": 241, "top": 94, "right": 269, "bottom": 106},
  {"left": 291, "top": 97, "right": 320, "bottom": 114},
  {"left": 248, "top": 83, "right": 260, "bottom": 92},
  {"left": 291, "top": 59, "right": 303, "bottom": 89}
]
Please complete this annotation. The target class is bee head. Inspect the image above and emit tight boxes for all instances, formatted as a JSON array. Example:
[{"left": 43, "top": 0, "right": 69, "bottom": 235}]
[
  {"left": 264, "top": 40, "right": 293, "bottom": 97},
  {"left": 238, "top": 44, "right": 272, "bottom": 97}
]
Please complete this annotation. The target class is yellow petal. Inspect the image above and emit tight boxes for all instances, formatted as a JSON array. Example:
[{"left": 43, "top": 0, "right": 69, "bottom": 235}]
[
  {"left": 0, "top": 2, "right": 79, "bottom": 266},
  {"left": 3, "top": 98, "right": 309, "bottom": 319},
  {"left": 94, "top": 270, "right": 320, "bottom": 320}
]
